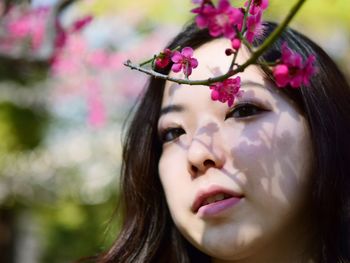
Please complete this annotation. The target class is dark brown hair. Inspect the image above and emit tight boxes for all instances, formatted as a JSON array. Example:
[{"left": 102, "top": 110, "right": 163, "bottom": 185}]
[{"left": 98, "top": 22, "right": 350, "bottom": 263}]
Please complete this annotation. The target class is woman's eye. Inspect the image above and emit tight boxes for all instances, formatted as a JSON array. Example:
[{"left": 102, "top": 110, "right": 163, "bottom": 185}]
[
  {"left": 160, "top": 127, "right": 185, "bottom": 143},
  {"left": 226, "top": 103, "right": 266, "bottom": 119}
]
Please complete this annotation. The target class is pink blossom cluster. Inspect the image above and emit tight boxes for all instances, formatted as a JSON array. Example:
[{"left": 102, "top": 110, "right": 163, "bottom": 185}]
[
  {"left": 0, "top": 4, "right": 110, "bottom": 128},
  {"left": 54, "top": 15, "right": 93, "bottom": 51},
  {"left": 273, "top": 42, "right": 317, "bottom": 88},
  {"left": 155, "top": 47, "right": 198, "bottom": 77},
  {"left": 189, "top": 0, "right": 316, "bottom": 105},
  {"left": 210, "top": 76, "right": 243, "bottom": 106},
  {"left": 138, "top": 0, "right": 318, "bottom": 108},
  {"left": 0, "top": 6, "right": 50, "bottom": 53},
  {"left": 192, "top": 0, "right": 243, "bottom": 41},
  {"left": 245, "top": 0, "right": 268, "bottom": 43},
  {"left": 51, "top": 34, "right": 124, "bottom": 128},
  {"left": 188, "top": 0, "right": 271, "bottom": 104},
  {"left": 191, "top": 0, "right": 268, "bottom": 47},
  {"left": 0, "top": 5, "right": 93, "bottom": 60}
]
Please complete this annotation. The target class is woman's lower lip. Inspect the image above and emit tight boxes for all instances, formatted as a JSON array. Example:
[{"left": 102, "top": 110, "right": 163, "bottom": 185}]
[{"left": 197, "top": 197, "right": 242, "bottom": 218}]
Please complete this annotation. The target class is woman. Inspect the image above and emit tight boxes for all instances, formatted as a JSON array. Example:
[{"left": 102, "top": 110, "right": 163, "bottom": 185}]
[{"left": 99, "top": 22, "right": 350, "bottom": 262}]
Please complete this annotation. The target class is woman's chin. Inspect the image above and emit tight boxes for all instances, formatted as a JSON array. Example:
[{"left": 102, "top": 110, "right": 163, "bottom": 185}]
[{"left": 190, "top": 227, "right": 264, "bottom": 261}]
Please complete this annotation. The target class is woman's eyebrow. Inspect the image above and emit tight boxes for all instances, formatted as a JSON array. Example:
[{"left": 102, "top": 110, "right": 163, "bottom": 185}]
[
  {"left": 241, "top": 80, "right": 266, "bottom": 89},
  {"left": 160, "top": 104, "right": 185, "bottom": 117}
]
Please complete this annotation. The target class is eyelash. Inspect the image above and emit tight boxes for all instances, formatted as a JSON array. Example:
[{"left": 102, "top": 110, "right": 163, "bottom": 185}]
[
  {"left": 159, "top": 127, "right": 185, "bottom": 143},
  {"left": 225, "top": 102, "right": 267, "bottom": 120}
]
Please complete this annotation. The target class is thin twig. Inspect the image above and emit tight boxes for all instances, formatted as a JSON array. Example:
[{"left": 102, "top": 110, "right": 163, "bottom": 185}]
[
  {"left": 229, "top": 50, "right": 239, "bottom": 71},
  {"left": 242, "top": 0, "right": 253, "bottom": 35}
]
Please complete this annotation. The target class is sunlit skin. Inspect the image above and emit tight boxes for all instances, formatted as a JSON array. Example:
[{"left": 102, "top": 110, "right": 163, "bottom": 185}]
[{"left": 157, "top": 38, "right": 315, "bottom": 263}]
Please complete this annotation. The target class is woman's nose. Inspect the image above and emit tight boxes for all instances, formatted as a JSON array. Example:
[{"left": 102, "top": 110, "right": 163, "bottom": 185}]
[{"left": 187, "top": 133, "right": 226, "bottom": 176}]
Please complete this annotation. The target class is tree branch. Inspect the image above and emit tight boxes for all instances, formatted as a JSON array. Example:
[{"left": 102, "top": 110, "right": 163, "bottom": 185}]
[{"left": 124, "top": 0, "right": 308, "bottom": 86}]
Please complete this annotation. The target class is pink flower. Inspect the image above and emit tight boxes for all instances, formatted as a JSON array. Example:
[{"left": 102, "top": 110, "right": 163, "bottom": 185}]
[
  {"left": 245, "top": 0, "right": 269, "bottom": 15},
  {"left": 191, "top": 0, "right": 216, "bottom": 29},
  {"left": 155, "top": 48, "right": 173, "bottom": 68},
  {"left": 210, "top": 76, "right": 243, "bottom": 106},
  {"left": 210, "top": 0, "right": 244, "bottom": 39},
  {"left": 273, "top": 43, "right": 317, "bottom": 88},
  {"left": 171, "top": 47, "right": 198, "bottom": 77},
  {"left": 245, "top": 10, "right": 264, "bottom": 43},
  {"left": 192, "top": 0, "right": 244, "bottom": 39},
  {"left": 6, "top": 7, "right": 49, "bottom": 50}
]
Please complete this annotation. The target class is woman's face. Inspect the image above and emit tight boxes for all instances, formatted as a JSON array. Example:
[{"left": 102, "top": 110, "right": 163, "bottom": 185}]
[{"left": 157, "top": 39, "right": 313, "bottom": 261}]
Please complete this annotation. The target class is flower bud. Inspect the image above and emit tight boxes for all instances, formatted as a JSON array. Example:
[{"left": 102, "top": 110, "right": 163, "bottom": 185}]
[
  {"left": 225, "top": 48, "right": 234, "bottom": 56},
  {"left": 232, "top": 38, "right": 241, "bottom": 50}
]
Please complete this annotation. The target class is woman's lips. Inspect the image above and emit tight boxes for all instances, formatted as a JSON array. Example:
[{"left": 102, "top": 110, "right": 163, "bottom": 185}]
[
  {"left": 197, "top": 196, "right": 243, "bottom": 218},
  {"left": 192, "top": 185, "right": 244, "bottom": 217}
]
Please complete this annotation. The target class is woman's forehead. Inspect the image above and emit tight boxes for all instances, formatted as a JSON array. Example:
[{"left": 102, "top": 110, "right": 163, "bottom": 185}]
[
  {"left": 162, "top": 39, "right": 271, "bottom": 108},
  {"left": 161, "top": 80, "right": 276, "bottom": 111}
]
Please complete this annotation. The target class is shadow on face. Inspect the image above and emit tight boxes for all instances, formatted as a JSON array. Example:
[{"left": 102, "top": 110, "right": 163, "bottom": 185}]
[{"left": 157, "top": 38, "right": 315, "bottom": 262}]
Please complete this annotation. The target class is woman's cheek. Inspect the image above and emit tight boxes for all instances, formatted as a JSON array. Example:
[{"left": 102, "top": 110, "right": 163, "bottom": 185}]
[
  {"left": 158, "top": 146, "right": 190, "bottom": 211},
  {"left": 229, "top": 115, "right": 312, "bottom": 214}
]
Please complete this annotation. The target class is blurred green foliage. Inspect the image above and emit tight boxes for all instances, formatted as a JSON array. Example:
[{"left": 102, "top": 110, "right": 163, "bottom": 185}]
[
  {"left": 0, "top": 57, "right": 49, "bottom": 85},
  {"left": 0, "top": 102, "right": 48, "bottom": 152},
  {"left": 36, "top": 198, "right": 120, "bottom": 263},
  {"left": 85, "top": 0, "right": 350, "bottom": 29}
]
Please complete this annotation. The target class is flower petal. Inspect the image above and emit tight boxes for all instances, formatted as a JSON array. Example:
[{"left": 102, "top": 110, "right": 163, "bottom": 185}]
[
  {"left": 273, "top": 64, "right": 290, "bottom": 87},
  {"left": 171, "top": 63, "right": 182, "bottom": 73},
  {"left": 190, "top": 58, "right": 199, "bottom": 68},
  {"left": 171, "top": 51, "right": 182, "bottom": 63},
  {"left": 181, "top": 47, "right": 194, "bottom": 58},
  {"left": 195, "top": 15, "right": 209, "bottom": 28},
  {"left": 184, "top": 65, "right": 193, "bottom": 76},
  {"left": 218, "top": 0, "right": 231, "bottom": 11}
]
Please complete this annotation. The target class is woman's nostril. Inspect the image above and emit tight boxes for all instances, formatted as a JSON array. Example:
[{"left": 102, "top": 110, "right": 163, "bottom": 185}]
[
  {"left": 191, "top": 165, "right": 198, "bottom": 173},
  {"left": 203, "top": 159, "right": 215, "bottom": 168}
]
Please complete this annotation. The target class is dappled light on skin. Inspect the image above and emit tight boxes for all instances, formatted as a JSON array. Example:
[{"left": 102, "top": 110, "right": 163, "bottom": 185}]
[{"left": 158, "top": 38, "right": 315, "bottom": 263}]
